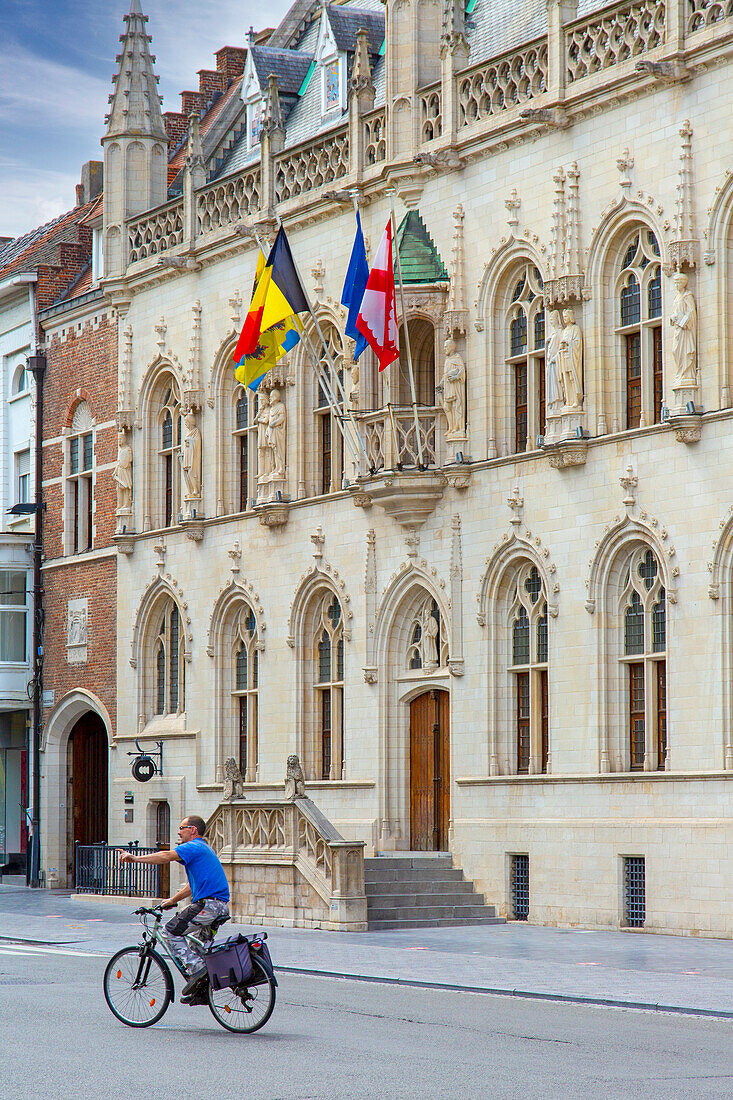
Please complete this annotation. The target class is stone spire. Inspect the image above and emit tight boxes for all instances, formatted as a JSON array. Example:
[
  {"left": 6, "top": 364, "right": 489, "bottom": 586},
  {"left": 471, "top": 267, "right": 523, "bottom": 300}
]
[
  {"left": 671, "top": 120, "right": 697, "bottom": 271},
  {"left": 351, "top": 27, "right": 374, "bottom": 99},
  {"left": 441, "top": 0, "right": 467, "bottom": 53},
  {"left": 262, "top": 74, "right": 285, "bottom": 138},
  {"left": 105, "top": 0, "right": 167, "bottom": 141}
]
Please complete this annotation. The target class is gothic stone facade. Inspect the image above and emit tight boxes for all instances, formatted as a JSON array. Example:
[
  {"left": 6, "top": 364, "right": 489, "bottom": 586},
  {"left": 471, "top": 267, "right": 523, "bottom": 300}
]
[{"left": 43, "top": 0, "right": 733, "bottom": 934}]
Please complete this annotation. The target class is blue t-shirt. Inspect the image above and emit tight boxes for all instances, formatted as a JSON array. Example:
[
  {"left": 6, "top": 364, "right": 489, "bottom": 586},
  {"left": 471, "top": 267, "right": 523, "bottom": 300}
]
[{"left": 175, "top": 838, "right": 230, "bottom": 903}]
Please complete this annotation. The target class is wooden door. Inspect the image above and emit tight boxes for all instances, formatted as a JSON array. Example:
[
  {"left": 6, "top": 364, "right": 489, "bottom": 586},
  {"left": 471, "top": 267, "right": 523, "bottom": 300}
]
[
  {"left": 410, "top": 689, "right": 449, "bottom": 851},
  {"left": 71, "top": 714, "right": 108, "bottom": 848}
]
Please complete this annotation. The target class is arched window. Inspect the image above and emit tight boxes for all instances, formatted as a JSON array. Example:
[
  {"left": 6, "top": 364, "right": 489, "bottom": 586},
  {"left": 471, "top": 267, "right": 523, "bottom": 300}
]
[
  {"left": 315, "top": 325, "right": 344, "bottom": 495},
  {"left": 232, "top": 604, "right": 259, "bottom": 780},
  {"left": 159, "top": 385, "right": 182, "bottom": 526},
  {"left": 406, "top": 596, "right": 448, "bottom": 672},
  {"left": 233, "top": 386, "right": 258, "bottom": 511},
  {"left": 616, "top": 231, "right": 663, "bottom": 429},
  {"left": 154, "top": 602, "right": 185, "bottom": 716},
  {"left": 11, "top": 364, "right": 28, "bottom": 395},
  {"left": 311, "top": 592, "right": 344, "bottom": 779},
  {"left": 397, "top": 318, "right": 436, "bottom": 407},
  {"left": 619, "top": 548, "right": 666, "bottom": 770},
  {"left": 507, "top": 564, "right": 549, "bottom": 773},
  {"left": 66, "top": 401, "right": 94, "bottom": 554},
  {"left": 506, "top": 266, "right": 545, "bottom": 453}
]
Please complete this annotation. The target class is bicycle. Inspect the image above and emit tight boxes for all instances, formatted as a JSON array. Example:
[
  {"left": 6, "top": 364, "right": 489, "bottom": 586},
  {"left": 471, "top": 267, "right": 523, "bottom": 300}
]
[{"left": 103, "top": 906, "right": 277, "bottom": 1033}]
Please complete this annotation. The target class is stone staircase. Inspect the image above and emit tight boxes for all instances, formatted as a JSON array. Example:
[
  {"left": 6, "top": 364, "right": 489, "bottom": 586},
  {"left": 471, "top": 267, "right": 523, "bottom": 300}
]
[{"left": 365, "top": 853, "right": 505, "bottom": 931}]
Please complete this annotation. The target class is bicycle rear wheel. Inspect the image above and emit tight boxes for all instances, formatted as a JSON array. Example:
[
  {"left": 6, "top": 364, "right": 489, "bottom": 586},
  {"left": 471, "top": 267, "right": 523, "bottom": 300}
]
[
  {"left": 208, "top": 957, "right": 276, "bottom": 1033},
  {"left": 104, "top": 947, "right": 173, "bottom": 1027}
]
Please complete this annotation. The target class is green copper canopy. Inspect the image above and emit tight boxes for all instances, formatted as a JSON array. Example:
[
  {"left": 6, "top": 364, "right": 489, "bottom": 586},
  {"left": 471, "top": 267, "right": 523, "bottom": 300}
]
[{"left": 394, "top": 211, "right": 448, "bottom": 284}]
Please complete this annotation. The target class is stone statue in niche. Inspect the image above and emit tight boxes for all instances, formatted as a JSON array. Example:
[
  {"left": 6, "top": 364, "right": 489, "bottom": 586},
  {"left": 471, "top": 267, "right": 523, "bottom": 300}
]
[
  {"left": 113, "top": 430, "right": 133, "bottom": 525},
  {"left": 545, "top": 310, "right": 564, "bottom": 417},
  {"left": 284, "top": 754, "right": 305, "bottom": 800},
  {"left": 181, "top": 408, "right": 202, "bottom": 500},
  {"left": 421, "top": 605, "right": 439, "bottom": 670},
  {"left": 349, "top": 358, "right": 360, "bottom": 409},
  {"left": 266, "top": 389, "right": 287, "bottom": 479},
  {"left": 439, "top": 336, "right": 466, "bottom": 440},
  {"left": 557, "top": 308, "right": 583, "bottom": 409},
  {"left": 256, "top": 395, "right": 273, "bottom": 487},
  {"left": 670, "top": 273, "right": 698, "bottom": 396}
]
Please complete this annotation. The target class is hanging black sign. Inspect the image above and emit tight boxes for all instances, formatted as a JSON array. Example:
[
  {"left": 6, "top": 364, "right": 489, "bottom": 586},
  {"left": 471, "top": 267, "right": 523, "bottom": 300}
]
[{"left": 131, "top": 756, "right": 156, "bottom": 783}]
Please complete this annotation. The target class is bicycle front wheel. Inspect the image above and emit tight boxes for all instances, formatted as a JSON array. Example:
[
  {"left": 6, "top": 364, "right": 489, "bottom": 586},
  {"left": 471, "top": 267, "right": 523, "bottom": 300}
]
[
  {"left": 104, "top": 947, "right": 173, "bottom": 1027},
  {"left": 208, "top": 957, "right": 276, "bottom": 1033}
]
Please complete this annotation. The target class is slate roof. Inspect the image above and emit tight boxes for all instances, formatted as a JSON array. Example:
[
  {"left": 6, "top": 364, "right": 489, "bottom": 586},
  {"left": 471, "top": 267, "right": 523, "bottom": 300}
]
[
  {"left": 465, "top": 0, "right": 612, "bottom": 66},
  {"left": 250, "top": 46, "right": 314, "bottom": 95},
  {"left": 394, "top": 212, "right": 448, "bottom": 284},
  {"left": 326, "top": 6, "right": 385, "bottom": 55}
]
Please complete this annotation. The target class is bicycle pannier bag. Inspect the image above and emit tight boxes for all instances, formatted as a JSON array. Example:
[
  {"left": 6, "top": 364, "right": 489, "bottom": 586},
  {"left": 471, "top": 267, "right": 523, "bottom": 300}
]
[
  {"left": 249, "top": 938, "right": 274, "bottom": 985},
  {"left": 204, "top": 934, "right": 254, "bottom": 991}
]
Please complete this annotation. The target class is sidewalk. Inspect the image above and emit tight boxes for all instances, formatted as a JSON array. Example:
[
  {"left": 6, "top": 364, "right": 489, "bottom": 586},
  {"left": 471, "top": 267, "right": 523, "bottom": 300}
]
[{"left": 1, "top": 885, "right": 731, "bottom": 1018}]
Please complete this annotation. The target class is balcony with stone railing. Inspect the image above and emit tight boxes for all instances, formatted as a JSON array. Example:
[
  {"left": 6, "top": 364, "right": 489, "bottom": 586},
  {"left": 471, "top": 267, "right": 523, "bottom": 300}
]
[{"left": 207, "top": 795, "right": 367, "bottom": 931}]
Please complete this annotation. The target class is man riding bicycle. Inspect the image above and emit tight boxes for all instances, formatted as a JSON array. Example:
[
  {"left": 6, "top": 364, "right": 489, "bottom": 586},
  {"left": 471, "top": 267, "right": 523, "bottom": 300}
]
[{"left": 120, "top": 814, "right": 230, "bottom": 1003}]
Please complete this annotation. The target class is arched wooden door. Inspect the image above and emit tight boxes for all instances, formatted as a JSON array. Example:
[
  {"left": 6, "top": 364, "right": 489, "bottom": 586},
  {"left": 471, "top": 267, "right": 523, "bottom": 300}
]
[
  {"left": 409, "top": 689, "right": 449, "bottom": 851},
  {"left": 69, "top": 713, "right": 108, "bottom": 851}
]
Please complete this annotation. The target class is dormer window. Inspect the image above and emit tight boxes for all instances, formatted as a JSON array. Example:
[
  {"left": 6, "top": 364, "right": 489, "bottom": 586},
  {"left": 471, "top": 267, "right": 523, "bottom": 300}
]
[{"left": 323, "top": 57, "right": 341, "bottom": 113}]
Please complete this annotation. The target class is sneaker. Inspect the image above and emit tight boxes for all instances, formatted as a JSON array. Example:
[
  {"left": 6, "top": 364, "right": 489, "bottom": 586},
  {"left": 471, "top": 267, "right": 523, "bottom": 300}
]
[
  {"left": 181, "top": 986, "right": 209, "bottom": 1007},
  {"left": 181, "top": 967, "right": 207, "bottom": 997}
]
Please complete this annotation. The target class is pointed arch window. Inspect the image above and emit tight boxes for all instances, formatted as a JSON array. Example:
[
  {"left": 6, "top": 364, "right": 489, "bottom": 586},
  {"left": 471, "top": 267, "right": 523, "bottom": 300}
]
[
  {"left": 619, "top": 548, "right": 667, "bottom": 770},
  {"left": 232, "top": 605, "right": 259, "bottom": 780},
  {"left": 406, "top": 596, "right": 448, "bottom": 672},
  {"left": 315, "top": 325, "right": 345, "bottom": 495},
  {"left": 159, "top": 386, "right": 182, "bottom": 526},
  {"left": 312, "top": 592, "right": 344, "bottom": 779},
  {"left": 506, "top": 266, "right": 545, "bottom": 452},
  {"left": 233, "top": 386, "right": 259, "bottom": 511},
  {"left": 616, "top": 231, "right": 663, "bottom": 429},
  {"left": 154, "top": 602, "right": 185, "bottom": 716},
  {"left": 507, "top": 564, "right": 549, "bottom": 773}
]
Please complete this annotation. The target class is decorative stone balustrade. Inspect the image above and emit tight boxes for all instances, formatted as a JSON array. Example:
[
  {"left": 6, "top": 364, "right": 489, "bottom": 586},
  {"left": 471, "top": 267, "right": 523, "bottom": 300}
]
[
  {"left": 197, "top": 167, "right": 261, "bottom": 235},
  {"left": 686, "top": 0, "right": 733, "bottom": 31},
  {"left": 361, "top": 405, "right": 438, "bottom": 473},
  {"left": 207, "top": 796, "right": 367, "bottom": 931},
  {"left": 363, "top": 108, "right": 387, "bottom": 165},
  {"left": 458, "top": 38, "right": 548, "bottom": 129},
  {"left": 128, "top": 199, "right": 184, "bottom": 263},
  {"left": 275, "top": 127, "right": 350, "bottom": 203},
  {"left": 419, "top": 83, "right": 443, "bottom": 142},
  {"left": 566, "top": 0, "right": 666, "bottom": 84}
]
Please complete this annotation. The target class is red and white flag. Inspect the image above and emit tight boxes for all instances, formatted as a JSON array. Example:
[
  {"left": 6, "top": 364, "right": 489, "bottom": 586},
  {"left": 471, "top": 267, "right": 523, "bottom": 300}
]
[{"left": 356, "top": 219, "right": 399, "bottom": 371}]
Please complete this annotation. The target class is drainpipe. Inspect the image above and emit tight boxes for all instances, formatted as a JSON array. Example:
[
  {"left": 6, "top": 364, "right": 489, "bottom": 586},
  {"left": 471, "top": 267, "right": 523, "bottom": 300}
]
[{"left": 26, "top": 281, "right": 45, "bottom": 888}]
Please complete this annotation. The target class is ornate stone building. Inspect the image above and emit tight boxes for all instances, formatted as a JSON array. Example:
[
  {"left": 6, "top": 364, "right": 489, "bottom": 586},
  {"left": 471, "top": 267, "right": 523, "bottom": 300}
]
[{"left": 43, "top": 0, "right": 733, "bottom": 934}]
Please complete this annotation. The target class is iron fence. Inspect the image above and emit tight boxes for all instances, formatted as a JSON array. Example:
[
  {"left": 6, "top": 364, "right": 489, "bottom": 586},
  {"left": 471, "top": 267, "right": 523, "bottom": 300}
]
[{"left": 75, "top": 841, "right": 160, "bottom": 897}]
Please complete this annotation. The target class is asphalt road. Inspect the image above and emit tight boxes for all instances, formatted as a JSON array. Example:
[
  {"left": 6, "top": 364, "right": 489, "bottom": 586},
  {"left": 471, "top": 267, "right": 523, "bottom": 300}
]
[{"left": 0, "top": 943, "right": 732, "bottom": 1099}]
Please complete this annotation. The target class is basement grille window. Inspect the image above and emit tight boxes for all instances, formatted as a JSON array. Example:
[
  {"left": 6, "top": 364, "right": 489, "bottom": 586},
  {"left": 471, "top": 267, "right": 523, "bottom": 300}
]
[
  {"left": 511, "top": 854, "right": 529, "bottom": 920},
  {"left": 624, "top": 856, "right": 646, "bottom": 928}
]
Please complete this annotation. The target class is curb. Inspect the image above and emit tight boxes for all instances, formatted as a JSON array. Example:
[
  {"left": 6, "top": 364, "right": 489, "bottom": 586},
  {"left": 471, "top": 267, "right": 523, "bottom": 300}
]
[
  {"left": 274, "top": 965, "right": 733, "bottom": 1021},
  {"left": 0, "top": 935, "right": 80, "bottom": 946}
]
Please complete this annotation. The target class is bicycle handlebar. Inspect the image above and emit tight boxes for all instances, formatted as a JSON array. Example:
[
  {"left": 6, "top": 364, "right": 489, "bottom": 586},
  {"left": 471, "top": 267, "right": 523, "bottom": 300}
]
[{"left": 134, "top": 906, "right": 163, "bottom": 917}]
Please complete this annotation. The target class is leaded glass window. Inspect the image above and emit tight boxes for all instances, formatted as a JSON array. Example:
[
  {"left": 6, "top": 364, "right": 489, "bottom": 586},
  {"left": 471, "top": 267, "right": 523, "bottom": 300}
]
[
  {"left": 231, "top": 602, "right": 260, "bottom": 781},
  {"left": 618, "top": 547, "right": 667, "bottom": 770},
  {"left": 311, "top": 591, "right": 344, "bottom": 780},
  {"left": 506, "top": 265, "right": 545, "bottom": 452},
  {"left": 616, "top": 230, "right": 664, "bottom": 429},
  {"left": 508, "top": 562, "right": 550, "bottom": 773}
]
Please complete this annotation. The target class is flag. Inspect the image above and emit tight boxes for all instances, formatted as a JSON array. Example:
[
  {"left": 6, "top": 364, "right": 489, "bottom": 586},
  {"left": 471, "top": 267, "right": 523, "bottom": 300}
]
[
  {"left": 341, "top": 212, "right": 368, "bottom": 362},
  {"left": 355, "top": 218, "right": 399, "bottom": 371},
  {"left": 235, "top": 314, "right": 302, "bottom": 391},
  {"left": 233, "top": 226, "right": 308, "bottom": 361}
]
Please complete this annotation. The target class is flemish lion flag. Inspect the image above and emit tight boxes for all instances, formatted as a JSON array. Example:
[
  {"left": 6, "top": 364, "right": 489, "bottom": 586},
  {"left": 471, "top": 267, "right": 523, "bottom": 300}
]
[{"left": 233, "top": 226, "right": 308, "bottom": 361}]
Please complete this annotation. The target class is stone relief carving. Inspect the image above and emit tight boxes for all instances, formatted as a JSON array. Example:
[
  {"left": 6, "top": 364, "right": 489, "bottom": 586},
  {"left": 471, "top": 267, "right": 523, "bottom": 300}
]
[
  {"left": 67, "top": 598, "right": 88, "bottom": 663},
  {"left": 669, "top": 273, "right": 698, "bottom": 400},
  {"left": 222, "top": 757, "right": 246, "bottom": 801},
  {"left": 438, "top": 336, "right": 466, "bottom": 441}
]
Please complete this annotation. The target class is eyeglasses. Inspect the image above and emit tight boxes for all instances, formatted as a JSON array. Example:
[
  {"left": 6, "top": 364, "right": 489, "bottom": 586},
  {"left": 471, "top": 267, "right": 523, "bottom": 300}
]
[{"left": 179, "top": 824, "right": 196, "bottom": 831}]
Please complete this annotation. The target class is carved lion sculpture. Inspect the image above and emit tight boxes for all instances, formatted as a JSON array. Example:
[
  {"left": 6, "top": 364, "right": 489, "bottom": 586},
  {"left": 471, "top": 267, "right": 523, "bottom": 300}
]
[
  {"left": 284, "top": 754, "right": 305, "bottom": 801},
  {"left": 222, "top": 757, "right": 246, "bottom": 801}
]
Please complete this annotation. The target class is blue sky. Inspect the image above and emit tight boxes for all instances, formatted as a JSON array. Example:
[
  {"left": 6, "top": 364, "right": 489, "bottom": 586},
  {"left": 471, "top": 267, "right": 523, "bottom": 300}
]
[{"left": 1, "top": 0, "right": 291, "bottom": 239}]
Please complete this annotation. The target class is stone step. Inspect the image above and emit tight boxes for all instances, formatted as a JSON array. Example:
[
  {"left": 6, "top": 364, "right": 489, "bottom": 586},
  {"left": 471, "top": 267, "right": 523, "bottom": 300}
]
[
  {"left": 364, "top": 854, "right": 452, "bottom": 871},
  {"left": 365, "top": 878, "right": 477, "bottom": 896},
  {"left": 367, "top": 903, "right": 495, "bottom": 923},
  {"left": 368, "top": 915, "right": 506, "bottom": 931},
  {"left": 367, "top": 892, "right": 488, "bottom": 911},
  {"left": 365, "top": 866, "right": 466, "bottom": 884}
]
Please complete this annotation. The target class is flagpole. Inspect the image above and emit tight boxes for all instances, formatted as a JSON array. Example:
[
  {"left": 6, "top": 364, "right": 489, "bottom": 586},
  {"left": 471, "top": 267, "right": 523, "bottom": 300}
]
[
  {"left": 250, "top": 228, "right": 363, "bottom": 469},
  {"left": 272, "top": 215, "right": 373, "bottom": 475},
  {"left": 388, "top": 191, "right": 425, "bottom": 468}
]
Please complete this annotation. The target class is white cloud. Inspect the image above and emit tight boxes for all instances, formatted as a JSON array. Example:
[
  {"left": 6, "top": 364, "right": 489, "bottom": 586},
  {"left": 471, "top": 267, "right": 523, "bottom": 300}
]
[
  {"left": 0, "top": 43, "right": 109, "bottom": 131},
  {"left": 0, "top": 161, "right": 80, "bottom": 238}
]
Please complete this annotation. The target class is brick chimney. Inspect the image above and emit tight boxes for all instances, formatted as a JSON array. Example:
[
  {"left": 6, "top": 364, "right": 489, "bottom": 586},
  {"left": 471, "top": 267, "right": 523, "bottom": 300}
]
[
  {"left": 215, "top": 46, "right": 247, "bottom": 82},
  {"left": 75, "top": 161, "right": 103, "bottom": 206}
]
